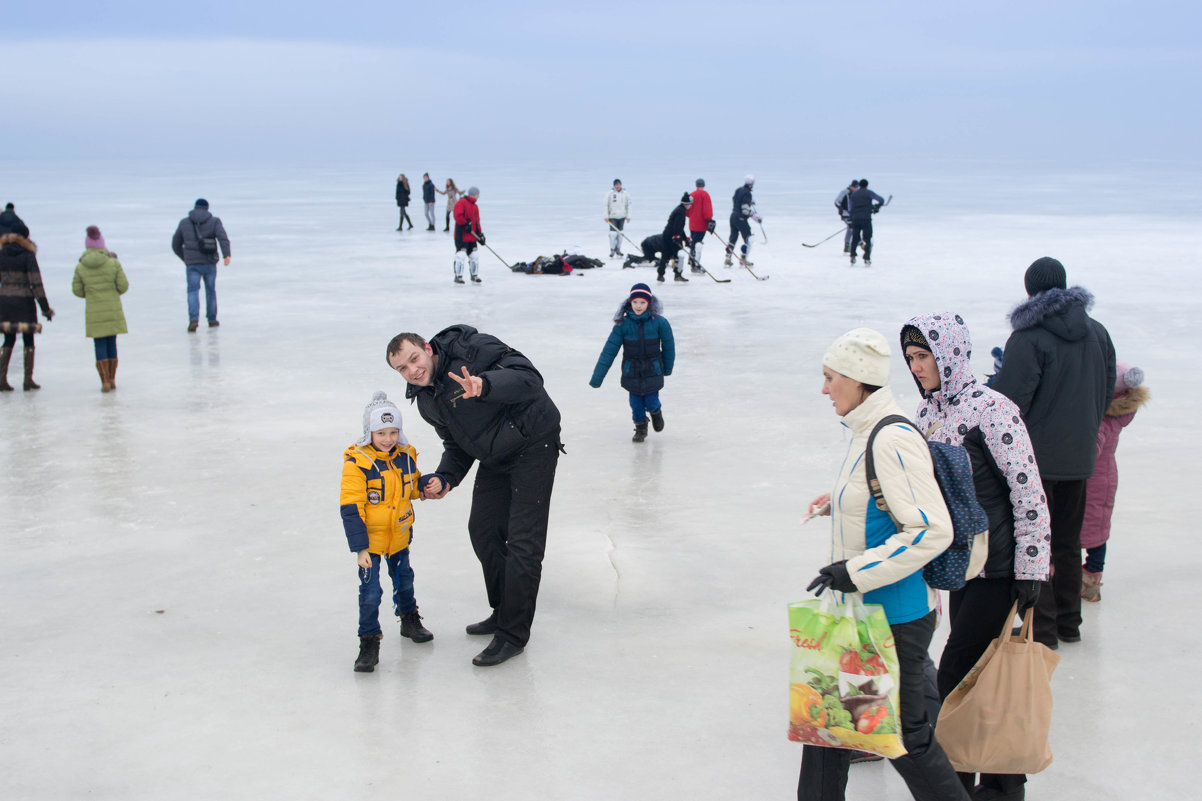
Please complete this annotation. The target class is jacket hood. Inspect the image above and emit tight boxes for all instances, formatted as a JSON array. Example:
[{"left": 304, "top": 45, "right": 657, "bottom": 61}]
[
  {"left": 612, "top": 295, "right": 663, "bottom": 324},
  {"left": 343, "top": 442, "right": 408, "bottom": 468},
  {"left": 188, "top": 208, "right": 213, "bottom": 224},
  {"left": 1008, "top": 286, "right": 1095, "bottom": 342},
  {"left": 0, "top": 233, "right": 36, "bottom": 253},
  {"left": 1108, "top": 384, "right": 1150, "bottom": 417},
  {"left": 79, "top": 248, "right": 112, "bottom": 268},
  {"left": 901, "top": 312, "right": 976, "bottom": 405}
]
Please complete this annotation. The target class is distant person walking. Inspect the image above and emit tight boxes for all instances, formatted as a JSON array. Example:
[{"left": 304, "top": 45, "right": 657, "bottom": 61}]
[
  {"left": 605, "top": 179, "right": 632, "bottom": 258},
  {"left": 422, "top": 173, "right": 437, "bottom": 230},
  {"left": 0, "top": 227, "right": 54, "bottom": 391},
  {"left": 395, "top": 174, "right": 414, "bottom": 230},
  {"left": 72, "top": 226, "right": 129, "bottom": 392},
  {"left": 452, "top": 186, "right": 485, "bottom": 284},
  {"left": 687, "top": 178, "right": 715, "bottom": 272},
  {"left": 834, "top": 179, "right": 859, "bottom": 253},
  {"left": 171, "top": 198, "right": 230, "bottom": 332},
  {"left": 437, "top": 179, "right": 464, "bottom": 232},
  {"left": 724, "top": 175, "right": 761, "bottom": 267},
  {"left": 0, "top": 202, "right": 30, "bottom": 238},
  {"left": 847, "top": 179, "right": 885, "bottom": 266}
]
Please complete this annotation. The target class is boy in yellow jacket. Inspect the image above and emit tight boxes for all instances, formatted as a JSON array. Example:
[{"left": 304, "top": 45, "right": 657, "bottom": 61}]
[{"left": 340, "top": 391, "right": 435, "bottom": 672}]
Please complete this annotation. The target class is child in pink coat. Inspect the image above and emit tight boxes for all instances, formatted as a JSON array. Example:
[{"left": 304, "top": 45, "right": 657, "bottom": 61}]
[{"left": 1080, "top": 360, "right": 1150, "bottom": 601}]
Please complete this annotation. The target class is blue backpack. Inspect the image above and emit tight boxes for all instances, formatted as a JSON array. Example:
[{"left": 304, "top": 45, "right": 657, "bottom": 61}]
[{"left": 864, "top": 415, "right": 989, "bottom": 591}]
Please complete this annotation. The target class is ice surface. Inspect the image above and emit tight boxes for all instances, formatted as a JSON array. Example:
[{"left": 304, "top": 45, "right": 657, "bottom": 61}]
[{"left": 0, "top": 158, "right": 1196, "bottom": 799}]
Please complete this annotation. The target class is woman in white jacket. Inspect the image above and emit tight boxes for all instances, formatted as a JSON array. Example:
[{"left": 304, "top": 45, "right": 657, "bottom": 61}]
[{"left": 799, "top": 328, "right": 969, "bottom": 801}]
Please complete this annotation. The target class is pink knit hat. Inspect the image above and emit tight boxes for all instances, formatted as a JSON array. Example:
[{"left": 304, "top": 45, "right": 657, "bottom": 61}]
[{"left": 85, "top": 225, "right": 106, "bottom": 251}]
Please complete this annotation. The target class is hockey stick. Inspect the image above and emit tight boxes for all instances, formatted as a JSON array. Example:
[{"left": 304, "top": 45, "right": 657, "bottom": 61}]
[
  {"left": 723, "top": 247, "right": 768, "bottom": 280},
  {"left": 476, "top": 239, "right": 511, "bottom": 269},
  {"left": 684, "top": 251, "right": 731, "bottom": 283},
  {"left": 802, "top": 227, "right": 847, "bottom": 248},
  {"left": 608, "top": 222, "right": 647, "bottom": 257},
  {"left": 759, "top": 221, "right": 768, "bottom": 243}
]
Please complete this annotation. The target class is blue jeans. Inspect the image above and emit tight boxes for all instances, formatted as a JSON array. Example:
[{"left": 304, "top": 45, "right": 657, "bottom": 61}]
[
  {"left": 186, "top": 263, "right": 218, "bottom": 323},
  {"left": 628, "top": 391, "right": 661, "bottom": 422},
  {"left": 357, "top": 549, "right": 417, "bottom": 636},
  {"left": 92, "top": 336, "right": 117, "bottom": 360}
]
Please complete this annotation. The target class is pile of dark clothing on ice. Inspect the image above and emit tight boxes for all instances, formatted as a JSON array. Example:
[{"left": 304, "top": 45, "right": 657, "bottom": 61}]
[{"left": 509, "top": 253, "right": 604, "bottom": 275}]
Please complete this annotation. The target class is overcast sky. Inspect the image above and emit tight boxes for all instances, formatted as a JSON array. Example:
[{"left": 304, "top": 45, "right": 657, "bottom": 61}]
[{"left": 6, "top": 1, "right": 1199, "bottom": 166}]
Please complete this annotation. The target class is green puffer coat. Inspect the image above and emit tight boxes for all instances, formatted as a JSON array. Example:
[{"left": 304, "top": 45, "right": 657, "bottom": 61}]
[{"left": 71, "top": 249, "right": 129, "bottom": 338}]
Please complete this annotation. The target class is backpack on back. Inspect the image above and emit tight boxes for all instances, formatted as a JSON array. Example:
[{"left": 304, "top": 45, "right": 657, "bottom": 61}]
[{"left": 864, "top": 415, "right": 989, "bottom": 591}]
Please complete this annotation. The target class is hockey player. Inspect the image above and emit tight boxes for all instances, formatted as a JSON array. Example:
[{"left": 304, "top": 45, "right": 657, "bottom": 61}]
[
  {"left": 660, "top": 193, "right": 692, "bottom": 283},
  {"left": 834, "top": 179, "right": 859, "bottom": 253},
  {"left": 724, "top": 175, "right": 761, "bottom": 267},
  {"left": 605, "top": 179, "right": 632, "bottom": 258},
  {"left": 623, "top": 234, "right": 666, "bottom": 268},
  {"left": 452, "top": 187, "right": 485, "bottom": 284},
  {"left": 686, "top": 178, "right": 715, "bottom": 273},
  {"left": 847, "top": 178, "right": 885, "bottom": 266}
]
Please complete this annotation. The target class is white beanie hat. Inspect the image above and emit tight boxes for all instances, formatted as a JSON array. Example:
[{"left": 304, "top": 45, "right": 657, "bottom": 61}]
[
  {"left": 822, "top": 328, "right": 891, "bottom": 386},
  {"left": 357, "top": 391, "right": 409, "bottom": 447}
]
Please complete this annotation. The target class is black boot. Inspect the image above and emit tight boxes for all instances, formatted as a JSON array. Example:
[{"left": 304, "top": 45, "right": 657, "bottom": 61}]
[
  {"left": 0, "top": 346, "right": 13, "bottom": 391},
  {"left": 400, "top": 610, "right": 434, "bottom": 643},
  {"left": 673, "top": 271, "right": 689, "bottom": 282},
  {"left": 632, "top": 422, "right": 648, "bottom": 442},
  {"left": 650, "top": 409, "right": 664, "bottom": 432},
  {"left": 465, "top": 610, "right": 499, "bottom": 635},
  {"left": 354, "top": 634, "right": 382, "bottom": 672}
]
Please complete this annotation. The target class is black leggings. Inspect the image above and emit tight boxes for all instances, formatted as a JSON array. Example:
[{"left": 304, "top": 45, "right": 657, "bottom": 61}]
[{"left": 3, "top": 331, "right": 35, "bottom": 348}]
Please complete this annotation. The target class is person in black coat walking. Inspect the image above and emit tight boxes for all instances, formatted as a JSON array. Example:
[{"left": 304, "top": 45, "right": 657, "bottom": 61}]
[
  {"left": 0, "top": 231, "right": 54, "bottom": 390},
  {"left": 992, "top": 257, "right": 1116, "bottom": 649},
  {"left": 386, "top": 326, "right": 563, "bottom": 668},
  {"left": 395, "top": 174, "right": 414, "bottom": 230},
  {"left": 659, "top": 193, "right": 692, "bottom": 283}
]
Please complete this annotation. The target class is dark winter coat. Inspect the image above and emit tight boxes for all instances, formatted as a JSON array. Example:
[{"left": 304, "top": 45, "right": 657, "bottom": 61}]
[
  {"left": 406, "top": 325, "right": 561, "bottom": 488},
  {"left": 422, "top": 179, "right": 436, "bottom": 204},
  {"left": 903, "top": 312, "right": 1051, "bottom": 581},
  {"left": 731, "top": 185, "right": 754, "bottom": 219},
  {"left": 0, "top": 209, "right": 30, "bottom": 238},
  {"left": 662, "top": 204, "right": 688, "bottom": 245},
  {"left": 396, "top": 181, "right": 411, "bottom": 207},
  {"left": 0, "top": 234, "right": 51, "bottom": 325},
  {"left": 171, "top": 207, "right": 231, "bottom": 265},
  {"left": 992, "top": 286, "right": 1116, "bottom": 481},
  {"left": 848, "top": 187, "right": 884, "bottom": 222},
  {"left": 589, "top": 297, "right": 675, "bottom": 395},
  {"left": 72, "top": 248, "right": 129, "bottom": 338},
  {"left": 640, "top": 234, "right": 665, "bottom": 259}
]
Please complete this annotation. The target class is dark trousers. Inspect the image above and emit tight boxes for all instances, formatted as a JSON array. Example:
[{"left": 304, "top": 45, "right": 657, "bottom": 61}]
[
  {"left": 2, "top": 330, "right": 36, "bottom": 348},
  {"left": 467, "top": 434, "right": 560, "bottom": 648},
  {"left": 798, "top": 611, "right": 969, "bottom": 801},
  {"left": 727, "top": 216, "right": 751, "bottom": 254},
  {"left": 938, "top": 577, "right": 1026, "bottom": 794},
  {"left": 657, "top": 240, "right": 682, "bottom": 277},
  {"left": 1034, "top": 478, "right": 1088, "bottom": 646},
  {"left": 849, "top": 219, "right": 874, "bottom": 260},
  {"left": 92, "top": 335, "right": 118, "bottom": 360}
]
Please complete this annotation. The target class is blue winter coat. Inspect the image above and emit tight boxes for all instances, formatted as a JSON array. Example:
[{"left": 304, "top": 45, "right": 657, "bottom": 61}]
[{"left": 589, "top": 298, "right": 675, "bottom": 395}]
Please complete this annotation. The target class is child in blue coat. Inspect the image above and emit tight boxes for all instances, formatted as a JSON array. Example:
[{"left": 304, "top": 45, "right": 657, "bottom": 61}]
[{"left": 589, "top": 283, "right": 675, "bottom": 442}]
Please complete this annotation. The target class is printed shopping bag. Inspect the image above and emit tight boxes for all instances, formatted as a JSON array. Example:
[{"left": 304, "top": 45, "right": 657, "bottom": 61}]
[
  {"left": 935, "top": 603, "right": 1060, "bottom": 774},
  {"left": 787, "top": 591, "right": 906, "bottom": 758}
]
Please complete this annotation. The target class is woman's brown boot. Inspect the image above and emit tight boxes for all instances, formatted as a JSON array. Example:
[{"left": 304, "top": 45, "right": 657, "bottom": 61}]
[
  {"left": 0, "top": 346, "right": 13, "bottom": 391},
  {"left": 22, "top": 346, "right": 39, "bottom": 390}
]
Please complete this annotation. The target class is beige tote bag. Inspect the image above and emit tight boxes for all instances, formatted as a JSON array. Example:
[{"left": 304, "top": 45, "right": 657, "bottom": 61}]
[{"left": 935, "top": 603, "right": 1060, "bottom": 774}]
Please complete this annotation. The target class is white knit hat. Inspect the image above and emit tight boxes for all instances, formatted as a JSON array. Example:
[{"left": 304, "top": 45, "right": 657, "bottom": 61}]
[
  {"left": 357, "top": 391, "right": 409, "bottom": 447},
  {"left": 822, "top": 328, "right": 891, "bottom": 386}
]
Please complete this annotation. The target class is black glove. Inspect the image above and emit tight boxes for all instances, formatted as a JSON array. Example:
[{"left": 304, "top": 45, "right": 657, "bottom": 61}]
[
  {"left": 872, "top": 205, "right": 880, "bottom": 214},
  {"left": 476, "top": 233, "right": 486, "bottom": 245},
  {"left": 806, "top": 561, "right": 856, "bottom": 595},
  {"left": 706, "top": 219, "right": 716, "bottom": 233},
  {"left": 1011, "top": 579, "right": 1041, "bottom": 612}
]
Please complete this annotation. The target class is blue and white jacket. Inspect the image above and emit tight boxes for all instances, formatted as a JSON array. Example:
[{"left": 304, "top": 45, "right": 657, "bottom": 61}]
[{"left": 829, "top": 387, "right": 953, "bottom": 625}]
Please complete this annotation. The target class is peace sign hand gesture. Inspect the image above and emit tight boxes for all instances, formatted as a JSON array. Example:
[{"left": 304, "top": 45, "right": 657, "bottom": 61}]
[{"left": 448, "top": 366, "right": 484, "bottom": 399}]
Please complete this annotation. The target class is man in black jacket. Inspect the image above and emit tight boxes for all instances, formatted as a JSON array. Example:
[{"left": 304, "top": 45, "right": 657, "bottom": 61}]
[
  {"left": 386, "top": 326, "right": 562, "bottom": 667},
  {"left": 847, "top": 178, "right": 884, "bottom": 265},
  {"left": 659, "top": 193, "right": 692, "bottom": 283},
  {"left": 992, "top": 257, "right": 1116, "bottom": 649},
  {"left": 421, "top": 173, "right": 437, "bottom": 230},
  {"left": 171, "top": 199, "right": 231, "bottom": 331}
]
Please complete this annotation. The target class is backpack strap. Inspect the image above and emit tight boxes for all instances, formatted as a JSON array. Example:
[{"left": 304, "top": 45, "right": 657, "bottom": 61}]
[{"left": 863, "top": 414, "right": 914, "bottom": 527}]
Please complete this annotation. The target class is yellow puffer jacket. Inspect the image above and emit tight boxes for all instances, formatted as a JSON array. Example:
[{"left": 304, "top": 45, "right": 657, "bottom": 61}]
[{"left": 339, "top": 443, "right": 422, "bottom": 555}]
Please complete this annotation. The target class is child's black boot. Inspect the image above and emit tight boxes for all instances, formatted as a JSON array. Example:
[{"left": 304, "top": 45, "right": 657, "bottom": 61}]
[
  {"left": 400, "top": 610, "right": 434, "bottom": 643},
  {"left": 354, "top": 634, "right": 382, "bottom": 672},
  {"left": 650, "top": 409, "right": 664, "bottom": 432},
  {"left": 632, "top": 421, "right": 648, "bottom": 442}
]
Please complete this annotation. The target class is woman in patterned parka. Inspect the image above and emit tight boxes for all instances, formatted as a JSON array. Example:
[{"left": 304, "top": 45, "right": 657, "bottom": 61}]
[{"left": 900, "top": 312, "right": 1052, "bottom": 800}]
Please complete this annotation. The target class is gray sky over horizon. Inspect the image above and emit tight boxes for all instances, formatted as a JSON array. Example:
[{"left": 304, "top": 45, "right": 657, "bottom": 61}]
[{"left": 7, "top": 1, "right": 1200, "bottom": 167}]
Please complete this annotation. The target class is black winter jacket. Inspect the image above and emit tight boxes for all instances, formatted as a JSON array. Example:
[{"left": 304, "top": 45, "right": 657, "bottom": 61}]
[
  {"left": 731, "top": 185, "right": 754, "bottom": 219},
  {"left": 848, "top": 187, "right": 884, "bottom": 222},
  {"left": 396, "top": 182, "right": 411, "bottom": 207},
  {"left": 406, "top": 325, "right": 561, "bottom": 487},
  {"left": 422, "top": 180, "right": 436, "bottom": 204},
  {"left": 992, "top": 287, "right": 1116, "bottom": 480},
  {"left": 171, "top": 208, "right": 231, "bottom": 265},
  {"left": 662, "top": 204, "right": 688, "bottom": 244}
]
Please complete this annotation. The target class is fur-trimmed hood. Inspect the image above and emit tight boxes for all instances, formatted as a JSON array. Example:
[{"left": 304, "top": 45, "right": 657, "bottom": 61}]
[
  {"left": 612, "top": 295, "right": 663, "bottom": 324},
  {"left": 1008, "top": 286, "right": 1094, "bottom": 341},
  {"left": 0, "top": 233, "right": 36, "bottom": 254},
  {"left": 1109, "top": 384, "right": 1150, "bottom": 417}
]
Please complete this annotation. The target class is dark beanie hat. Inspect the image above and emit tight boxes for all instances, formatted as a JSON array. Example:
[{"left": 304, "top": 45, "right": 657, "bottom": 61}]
[
  {"left": 629, "top": 283, "right": 653, "bottom": 302},
  {"left": 195, "top": 198, "right": 209, "bottom": 209},
  {"left": 1024, "top": 256, "right": 1067, "bottom": 295},
  {"left": 680, "top": 192, "right": 693, "bottom": 204}
]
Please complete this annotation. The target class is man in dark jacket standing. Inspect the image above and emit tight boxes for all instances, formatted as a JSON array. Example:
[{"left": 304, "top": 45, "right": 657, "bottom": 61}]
[
  {"left": 387, "top": 326, "right": 562, "bottom": 667},
  {"left": 171, "top": 199, "right": 231, "bottom": 332},
  {"left": 422, "top": 173, "right": 437, "bottom": 230},
  {"left": 992, "top": 257, "right": 1116, "bottom": 649},
  {"left": 659, "top": 193, "right": 692, "bottom": 283},
  {"left": 847, "top": 178, "right": 884, "bottom": 265}
]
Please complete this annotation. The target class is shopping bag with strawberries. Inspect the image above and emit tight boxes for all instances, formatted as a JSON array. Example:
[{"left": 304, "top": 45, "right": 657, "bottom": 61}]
[{"left": 787, "top": 591, "right": 905, "bottom": 758}]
